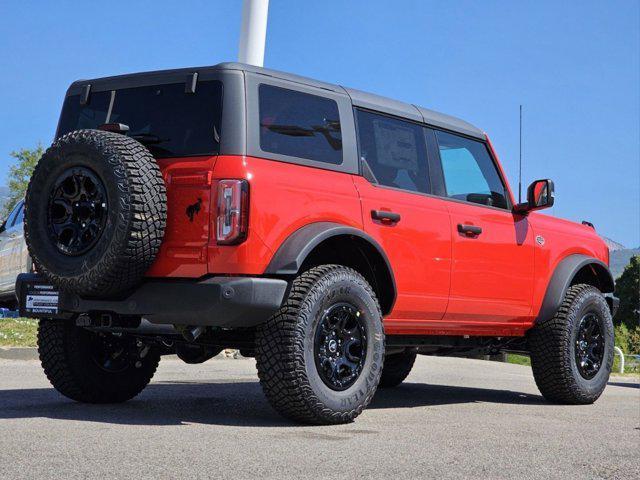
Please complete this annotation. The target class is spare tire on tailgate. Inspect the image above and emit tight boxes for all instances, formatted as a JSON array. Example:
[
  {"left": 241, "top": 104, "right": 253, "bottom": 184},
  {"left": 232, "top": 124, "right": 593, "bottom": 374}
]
[{"left": 24, "top": 129, "right": 167, "bottom": 298}]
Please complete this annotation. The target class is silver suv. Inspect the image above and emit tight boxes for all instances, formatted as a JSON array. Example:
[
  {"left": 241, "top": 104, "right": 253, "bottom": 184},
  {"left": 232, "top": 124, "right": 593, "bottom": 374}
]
[{"left": 0, "top": 200, "right": 30, "bottom": 305}]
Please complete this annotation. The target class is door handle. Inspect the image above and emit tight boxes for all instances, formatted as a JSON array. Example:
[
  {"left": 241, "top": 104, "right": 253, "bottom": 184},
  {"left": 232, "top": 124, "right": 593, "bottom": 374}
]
[
  {"left": 457, "top": 224, "right": 482, "bottom": 236},
  {"left": 371, "top": 210, "right": 401, "bottom": 224}
]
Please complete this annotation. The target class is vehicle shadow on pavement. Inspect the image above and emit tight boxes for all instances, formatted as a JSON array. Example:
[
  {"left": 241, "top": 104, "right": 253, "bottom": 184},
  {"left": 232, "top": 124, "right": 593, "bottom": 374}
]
[
  {"left": 370, "top": 382, "right": 546, "bottom": 409},
  {"left": 0, "top": 380, "right": 547, "bottom": 427},
  {"left": 607, "top": 381, "right": 639, "bottom": 389},
  {"left": 0, "top": 381, "right": 290, "bottom": 427}
]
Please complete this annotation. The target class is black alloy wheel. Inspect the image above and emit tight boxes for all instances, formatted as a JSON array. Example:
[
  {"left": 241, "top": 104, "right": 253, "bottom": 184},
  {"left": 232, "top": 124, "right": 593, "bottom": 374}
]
[
  {"left": 47, "top": 166, "right": 108, "bottom": 256},
  {"left": 574, "top": 312, "right": 605, "bottom": 380},
  {"left": 314, "top": 302, "right": 367, "bottom": 391},
  {"left": 89, "top": 332, "right": 138, "bottom": 374}
]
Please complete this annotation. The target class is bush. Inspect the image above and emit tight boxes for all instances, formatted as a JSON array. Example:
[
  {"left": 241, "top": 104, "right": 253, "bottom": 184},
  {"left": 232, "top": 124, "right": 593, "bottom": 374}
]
[
  {"left": 614, "top": 256, "right": 639, "bottom": 331},
  {"left": 629, "top": 327, "right": 640, "bottom": 355},
  {"left": 615, "top": 323, "right": 640, "bottom": 355},
  {"left": 2, "top": 145, "right": 42, "bottom": 219}
]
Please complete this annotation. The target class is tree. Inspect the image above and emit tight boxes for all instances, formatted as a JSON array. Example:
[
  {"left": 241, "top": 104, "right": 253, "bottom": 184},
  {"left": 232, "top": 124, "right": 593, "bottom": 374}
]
[
  {"left": 614, "top": 255, "right": 639, "bottom": 330},
  {"left": 2, "top": 144, "right": 43, "bottom": 219}
]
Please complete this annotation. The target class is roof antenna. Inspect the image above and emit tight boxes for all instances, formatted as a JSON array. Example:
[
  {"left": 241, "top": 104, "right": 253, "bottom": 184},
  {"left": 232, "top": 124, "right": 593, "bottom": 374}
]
[{"left": 518, "top": 104, "right": 523, "bottom": 204}]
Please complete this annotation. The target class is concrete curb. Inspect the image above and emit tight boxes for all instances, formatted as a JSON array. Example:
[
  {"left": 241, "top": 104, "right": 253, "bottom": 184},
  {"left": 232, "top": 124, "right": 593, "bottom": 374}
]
[{"left": 0, "top": 347, "right": 39, "bottom": 361}]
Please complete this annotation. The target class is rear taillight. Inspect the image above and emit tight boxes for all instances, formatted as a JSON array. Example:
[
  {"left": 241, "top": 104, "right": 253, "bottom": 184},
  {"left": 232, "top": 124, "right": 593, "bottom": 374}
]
[{"left": 216, "top": 179, "right": 249, "bottom": 245}]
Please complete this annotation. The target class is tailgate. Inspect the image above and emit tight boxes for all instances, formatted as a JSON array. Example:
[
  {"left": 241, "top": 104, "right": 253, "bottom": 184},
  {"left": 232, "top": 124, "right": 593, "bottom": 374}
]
[{"left": 146, "top": 156, "right": 217, "bottom": 278}]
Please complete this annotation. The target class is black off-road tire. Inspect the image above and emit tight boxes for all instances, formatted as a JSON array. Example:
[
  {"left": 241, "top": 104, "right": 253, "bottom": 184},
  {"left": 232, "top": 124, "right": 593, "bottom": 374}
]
[
  {"left": 38, "top": 319, "right": 160, "bottom": 403},
  {"left": 379, "top": 350, "right": 417, "bottom": 388},
  {"left": 527, "top": 284, "right": 614, "bottom": 404},
  {"left": 255, "top": 265, "right": 385, "bottom": 424},
  {"left": 25, "top": 129, "right": 167, "bottom": 298}
]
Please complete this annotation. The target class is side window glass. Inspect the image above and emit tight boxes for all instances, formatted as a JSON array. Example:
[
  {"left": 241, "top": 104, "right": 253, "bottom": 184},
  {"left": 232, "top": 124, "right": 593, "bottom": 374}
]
[
  {"left": 4, "top": 202, "right": 20, "bottom": 228},
  {"left": 435, "top": 130, "right": 509, "bottom": 209},
  {"left": 258, "top": 84, "right": 343, "bottom": 165},
  {"left": 356, "top": 109, "right": 430, "bottom": 194},
  {"left": 12, "top": 202, "right": 24, "bottom": 227}
]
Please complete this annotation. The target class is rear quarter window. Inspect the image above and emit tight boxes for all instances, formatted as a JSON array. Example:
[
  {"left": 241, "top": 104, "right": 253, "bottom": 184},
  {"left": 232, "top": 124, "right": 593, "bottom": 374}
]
[{"left": 258, "top": 84, "right": 343, "bottom": 165}]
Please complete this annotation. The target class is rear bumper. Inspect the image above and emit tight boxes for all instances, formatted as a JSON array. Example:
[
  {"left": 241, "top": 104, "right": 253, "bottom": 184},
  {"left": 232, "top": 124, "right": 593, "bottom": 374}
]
[{"left": 16, "top": 273, "right": 288, "bottom": 328}]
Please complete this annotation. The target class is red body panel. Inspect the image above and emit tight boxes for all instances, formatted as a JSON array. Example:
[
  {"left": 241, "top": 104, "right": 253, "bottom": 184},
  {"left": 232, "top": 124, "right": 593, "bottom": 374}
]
[
  {"left": 208, "top": 156, "right": 363, "bottom": 275},
  {"left": 147, "top": 156, "right": 216, "bottom": 278},
  {"left": 527, "top": 212, "right": 609, "bottom": 320},
  {"left": 443, "top": 203, "right": 535, "bottom": 329},
  {"left": 150, "top": 155, "right": 362, "bottom": 277},
  {"left": 353, "top": 177, "right": 452, "bottom": 326},
  {"left": 147, "top": 151, "right": 609, "bottom": 338}
]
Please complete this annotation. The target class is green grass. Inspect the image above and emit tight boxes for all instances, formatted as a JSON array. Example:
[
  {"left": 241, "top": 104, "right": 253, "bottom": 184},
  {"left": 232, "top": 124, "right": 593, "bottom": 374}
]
[
  {"left": 506, "top": 354, "right": 531, "bottom": 366},
  {"left": 0, "top": 318, "right": 38, "bottom": 347}
]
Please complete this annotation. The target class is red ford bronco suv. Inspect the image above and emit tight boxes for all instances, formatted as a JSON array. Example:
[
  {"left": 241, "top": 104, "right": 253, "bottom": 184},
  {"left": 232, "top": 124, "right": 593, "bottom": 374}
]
[{"left": 17, "top": 63, "right": 618, "bottom": 424}]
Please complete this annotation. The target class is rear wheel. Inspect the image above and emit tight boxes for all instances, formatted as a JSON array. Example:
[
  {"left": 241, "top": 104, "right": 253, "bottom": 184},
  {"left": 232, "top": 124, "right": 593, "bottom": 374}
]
[
  {"left": 528, "top": 284, "right": 613, "bottom": 404},
  {"left": 379, "top": 350, "right": 417, "bottom": 388},
  {"left": 256, "top": 265, "right": 385, "bottom": 424},
  {"left": 38, "top": 319, "right": 160, "bottom": 403}
]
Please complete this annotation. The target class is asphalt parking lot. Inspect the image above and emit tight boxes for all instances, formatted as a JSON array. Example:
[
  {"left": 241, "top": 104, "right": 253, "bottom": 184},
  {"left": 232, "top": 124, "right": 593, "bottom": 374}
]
[{"left": 0, "top": 355, "right": 637, "bottom": 480}]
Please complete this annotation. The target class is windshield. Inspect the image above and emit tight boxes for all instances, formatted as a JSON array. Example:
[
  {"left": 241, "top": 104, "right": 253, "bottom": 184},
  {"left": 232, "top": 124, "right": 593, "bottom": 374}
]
[{"left": 57, "top": 81, "right": 223, "bottom": 158}]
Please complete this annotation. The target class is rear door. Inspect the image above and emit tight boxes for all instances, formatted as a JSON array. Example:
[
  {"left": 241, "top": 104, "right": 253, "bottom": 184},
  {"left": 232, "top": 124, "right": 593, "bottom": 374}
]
[
  {"left": 430, "top": 129, "right": 534, "bottom": 327},
  {"left": 353, "top": 109, "right": 451, "bottom": 331}
]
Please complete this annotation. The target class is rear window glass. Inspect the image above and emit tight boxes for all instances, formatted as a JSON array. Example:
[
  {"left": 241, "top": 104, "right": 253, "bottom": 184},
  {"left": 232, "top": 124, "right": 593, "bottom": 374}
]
[
  {"left": 57, "top": 91, "right": 111, "bottom": 133},
  {"left": 57, "top": 81, "right": 223, "bottom": 158},
  {"left": 258, "top": 84, "right": 343, "bottom": 165}
]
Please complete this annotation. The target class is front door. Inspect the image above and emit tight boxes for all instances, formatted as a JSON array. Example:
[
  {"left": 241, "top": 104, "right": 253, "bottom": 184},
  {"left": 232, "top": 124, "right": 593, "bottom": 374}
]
[
  {"left": 353, "top": 110, "right": 451, "bottom": 333},
  {"left": 431, "top": 130, "right": 534, "bottom": 328}
]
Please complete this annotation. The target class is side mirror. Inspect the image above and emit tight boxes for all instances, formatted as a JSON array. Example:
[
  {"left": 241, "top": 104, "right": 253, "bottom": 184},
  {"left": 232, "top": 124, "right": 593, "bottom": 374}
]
[{"left": 515, "top": 179, "right": 555, "bottom": 214}]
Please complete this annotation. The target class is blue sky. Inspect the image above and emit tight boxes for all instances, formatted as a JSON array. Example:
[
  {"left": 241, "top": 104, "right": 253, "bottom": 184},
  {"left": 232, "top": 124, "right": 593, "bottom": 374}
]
[{"left": 0, "top": 0, "right": 638, "bottom": 246}]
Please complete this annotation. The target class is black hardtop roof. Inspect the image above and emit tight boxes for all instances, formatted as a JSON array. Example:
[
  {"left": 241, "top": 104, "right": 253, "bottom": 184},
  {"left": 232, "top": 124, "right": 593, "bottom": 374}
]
[{"left": 68, "top": 62, "right": 485, "bottom": 140}]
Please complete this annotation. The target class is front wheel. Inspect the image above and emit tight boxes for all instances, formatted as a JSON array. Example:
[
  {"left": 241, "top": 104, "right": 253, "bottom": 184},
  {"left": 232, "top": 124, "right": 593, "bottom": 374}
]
[
  {"left": 527, "top": 284, "right": 614, "bottom": 404},
  {"left": 38, "top": 319, "right": 160, "bottom": 403},
  {"left": 256, "top": 265, "right": 385, "bottom": 424}
]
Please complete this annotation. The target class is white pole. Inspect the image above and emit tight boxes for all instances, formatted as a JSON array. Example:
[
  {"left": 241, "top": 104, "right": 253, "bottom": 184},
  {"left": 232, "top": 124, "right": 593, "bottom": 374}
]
[
  {"left": 614, "top": 346, "right": 625, "bottom": 374},
  {"left": 238, "top": 0, "right": 269, "bottom": 67}
]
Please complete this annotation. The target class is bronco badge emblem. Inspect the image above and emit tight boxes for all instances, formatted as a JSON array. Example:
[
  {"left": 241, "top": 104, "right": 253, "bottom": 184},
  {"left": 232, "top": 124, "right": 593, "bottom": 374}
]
[{"left": 536, "top": 235, "right": 545, "bottom": 246}]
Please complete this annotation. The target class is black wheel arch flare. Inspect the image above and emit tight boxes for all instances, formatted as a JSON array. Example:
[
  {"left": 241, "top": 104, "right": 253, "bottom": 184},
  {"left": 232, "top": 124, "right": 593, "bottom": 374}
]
[
  {"left": 264, "top": 222, "right": 397, "bottom": 315},
  {"left": 536, "top": 254, "right": 615, "bottom": 324}
]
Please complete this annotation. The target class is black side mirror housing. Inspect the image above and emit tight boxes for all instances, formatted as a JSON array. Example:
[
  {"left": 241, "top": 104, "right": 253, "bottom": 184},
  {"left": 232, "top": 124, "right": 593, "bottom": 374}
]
[{"left": 514, "top": 179, "right": 555, "bottom": 214}]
